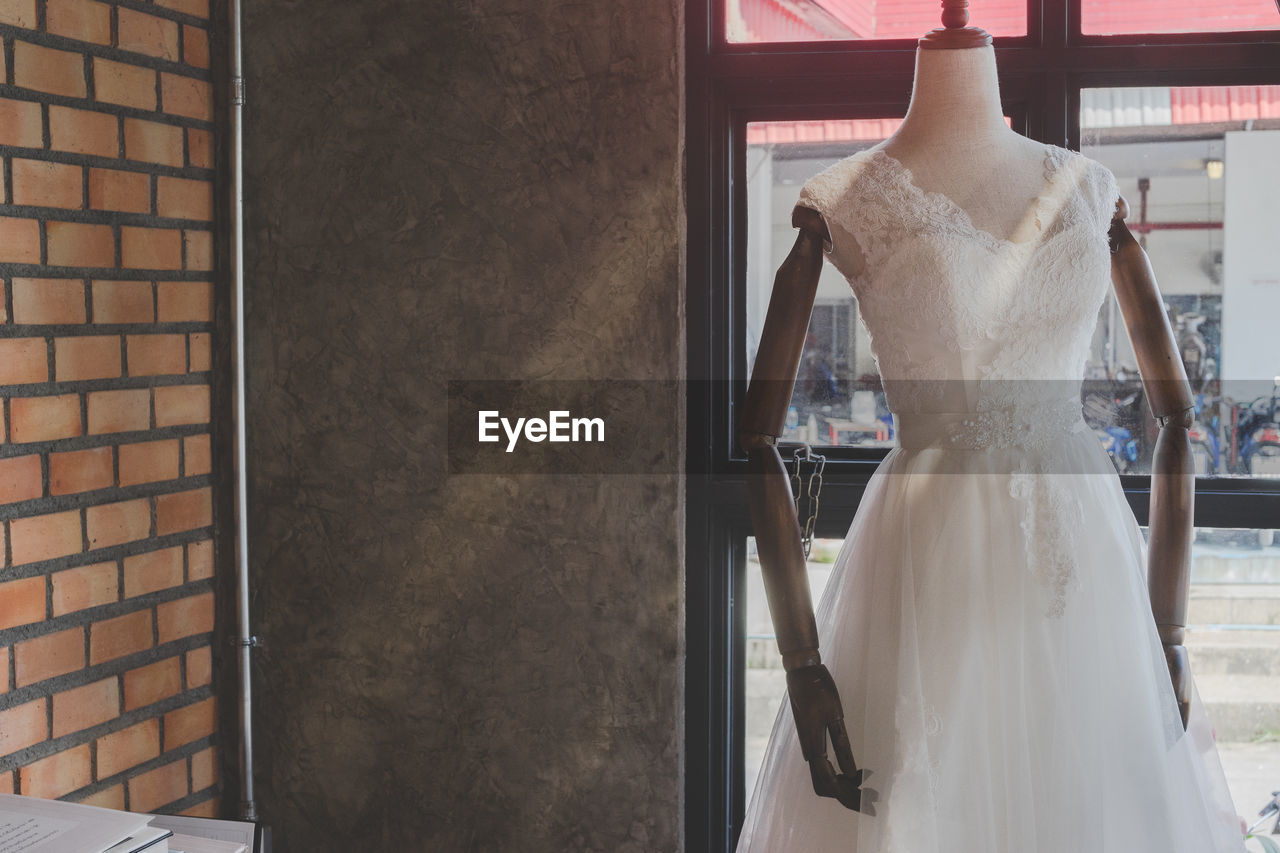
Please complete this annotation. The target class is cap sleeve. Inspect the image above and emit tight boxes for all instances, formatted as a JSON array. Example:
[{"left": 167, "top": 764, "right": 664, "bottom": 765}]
[
  {"left": 1094, "top": 161, "right": 1121, "bottom": 240},
  {"left": 795, "top": 169, "right": 842, "bottom": 254},
  {"left": 793, "top": 157, "right": 869, "bottom": 279}
]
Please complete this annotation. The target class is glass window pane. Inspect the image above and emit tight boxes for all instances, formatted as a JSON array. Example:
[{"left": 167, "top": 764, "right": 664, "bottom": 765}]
[
  {"left": 746, "top": 119, "right": 898, "bottom": 452},
  {"left": 726, "top": 0, "right": 1026, "bottom": 44},
  {"left": 1081, "top": 85, "right": 1280, "bottom": 479},
  {"left": 1081, "top": 0, "right": 1280, "bottom": 36},
  {"left": 743, "top": 528, "right": 1280, "bottom": 819}
]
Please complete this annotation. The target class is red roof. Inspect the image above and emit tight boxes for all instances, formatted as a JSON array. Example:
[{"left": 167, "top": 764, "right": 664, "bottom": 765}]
[{"left": 730, "top": 0, "right": 1278, "bottom": 41}]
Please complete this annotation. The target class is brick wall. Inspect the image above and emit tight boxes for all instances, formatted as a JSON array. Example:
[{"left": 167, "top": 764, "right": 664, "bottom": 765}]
[{"left": 0, "top": 0, "right": 219, "bottom": 815}]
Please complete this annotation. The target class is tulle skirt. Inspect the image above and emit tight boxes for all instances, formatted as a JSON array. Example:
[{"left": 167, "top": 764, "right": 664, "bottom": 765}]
[{"left": 736, "top": 419, "right": 1246, "bottom": 852}]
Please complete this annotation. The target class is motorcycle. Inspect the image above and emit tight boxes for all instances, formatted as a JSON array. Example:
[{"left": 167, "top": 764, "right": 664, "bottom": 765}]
[
  {"left": 1173, "top": 311, "right": 1221, "bottom": 475},
  {"left": 1236, "top": 376, "right": 1280, "bottom": 478},
  {"left": 1083, "top": 385, "right": 1143, "bottom": 474},
  {"left": 1187, "top": 398, "right": 1221, "bottom": 476}
]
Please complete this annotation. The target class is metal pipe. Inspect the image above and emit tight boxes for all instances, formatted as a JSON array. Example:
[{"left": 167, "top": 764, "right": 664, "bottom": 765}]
[{"left": 228, "top": 0, "right": 258, "bottom": 823}]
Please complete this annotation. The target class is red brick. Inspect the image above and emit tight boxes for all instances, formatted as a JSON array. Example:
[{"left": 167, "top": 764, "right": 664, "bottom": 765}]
[
  {"left": 155, "top": 383, "right": 208, "bottom": 426},
  {"left": 157, "top": 176, "right": 212, "bottom": 221},
  {"left": 0, "top": 698, "right": 48, "bottom": 758},
  {"left": 9, "top": 394, "right": 82, "bottom": 443},
  {"left": 92, "top": 280, "right": 154, "bottom": 324},
  {"left": 191, "top": 746, "right": 216, "bottom": 791},
  {"left": 54, "top": 335, "right": 122, "bottom": 381},
  {"left": 180, "top": 798, "right": 218, "bottom": 817},
  {"left": 90, "top": 608, "right": 153, "bottom": 665},
  {"left": 183, "top": 434, "right": 212, "bottom": 477},
  {"left": 160, "top": 73, "right": 211, "bottom": 121},
  {"left": 185, "top": 644, "right": 211, "bottom": 688},
  {"left": 0, "top": 98, "right": 44, "bottom": 148},
  {"left": 124, "top": 118, "right": 183, "bottom": 166},
  {"left": 15, "top": 627, "right": 85, "bottom": 686},
  {"left": 0, "top": 216, "right": 41, "bottom": 264},
  {"left": 187, "top": 127, "right": 212, "bottom": 168},
  {"left": 183, "top": 25, "right": 210, "bottom": 69},
  {"left": 50, "top": 105, "right": 119, "bottom": 158},
  {"left": 127, "top": 333, "right": 186, "bottom": 376},
  {"left": 89, "top": 167, "right": 151, "bottom": 213},
  {"left": 156, "top": 0, "right": 208, "bottom": 17},
  {"left": 52, "top": 676, "right": 119, "bottom": 737},
  {"left": 123, "top": 226, "right": 183, "bottom": 269},
  {"left": 164, "top": 696, "right": 215, "bottom": 749},
  {"left": 123, "top": 657, "right": 181, "bottom": 710},
  {"left": 0, "top": 647, "right": 7, "bottom": 694},
  {"left": 186, "top": 539, "right": 213, "bottom": 581},
  {"left": 157, "top": 591, "right": 213, "bottom": 644},
  {"left": 46, "top": 0, "right": 112, "bottom": 44},
  {"left": 93, "top": 57, "right": 157, "bottom": 110},
  {"left": 87, "top": 388, "right": 151, "bottom": 434},
  {"left": 9, "top": 508, "right": 82, "bottom": 564},
  {"left": 51, "top": 561, "right": 119, "bottom": 616},
  {"left": 49, "top": 445, "right": 114, "bottom": 495},
  {"left": 0, "top": 338, "right": 48, "bottom": 385},
  {"left": 184, "top": 229, "right": 212, "bottom": 270},
  {"left": 128, "top": 757, "right": 188, "bottom": 813},
  {"left": 11, "top": 158, "right": 83, "bottom": 209},
  {"left": 96, "top": 718, "right": 160, "bottom": 779},
  {"left": 86, "top": 497, "right": 151, "bottom": 549},
  {"left": 119, "top": 438, "right": 179, "bottom": 486},
  {"left": 0, "top": 451, "right": 40, "bottom": 502},
  {"left": 158, "top": 281, "right": 212, "bottom": 322},
  {"left": 189, "top": 332, "right": 211, "bottom": 371},
  {"left": 0, "top": 576, "right": 46, "bottom": 630},
  {"left": 123, "top": 545, "right": 183, "bottom": 597},
  {"left": 47, "top": 220, "right": 115, "bottom": 268},
  {"left": 0, "top": 772, "right": 11, "bottom": 794},
  {"left": 76, "top": 784, "right": 124, "bottom": 809},
  {"left": 0, "top": 0, "right": 37, "bottom": 28},
  {"left": 156, "top": 486, "right": 211, "bottom": 535},
  {"left": 14, "top": 41, "right": 87, "bottom": 98},
  {"left": 12, "top": 278, "right": 85, "bottom": 324},
  {"left": 119, "top": 7, "right": 180, "bottom": 60},
  {"left": 20, "top": 744, "right": 91, "bottom": 799}
]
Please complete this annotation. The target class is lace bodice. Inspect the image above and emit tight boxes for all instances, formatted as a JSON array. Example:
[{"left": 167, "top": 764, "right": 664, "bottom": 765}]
[
  {"left": 797, "top": 143, "right": 1120, "bottom": 418},
  {"left": 798, "top": 143, "right": 1122, "bottom": 618}
]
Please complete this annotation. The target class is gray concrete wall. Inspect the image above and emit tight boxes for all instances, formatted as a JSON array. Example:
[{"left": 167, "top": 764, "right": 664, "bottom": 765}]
[{"left": 239, "top": 1, "right": 685, "bottom": 849}]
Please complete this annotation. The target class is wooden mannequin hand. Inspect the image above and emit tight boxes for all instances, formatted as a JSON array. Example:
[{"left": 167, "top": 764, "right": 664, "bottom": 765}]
[
  {"left": 785, "top": 664, "right": 878, "bottom": 814},
  {"left": 1163, "top": 643, "right": 1191, "bottom": 729}
]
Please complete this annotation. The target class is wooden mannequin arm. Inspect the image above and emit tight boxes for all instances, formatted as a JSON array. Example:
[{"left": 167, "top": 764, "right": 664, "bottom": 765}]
[
  {"left": 1108, "top": 194, "right": 1196, "bottom": 728},
  {"left": 740, "top": 206, "right": 829, "bottom": 669},
  {"left": 740, "top": 208, "right": 877, "bottom": 814}
]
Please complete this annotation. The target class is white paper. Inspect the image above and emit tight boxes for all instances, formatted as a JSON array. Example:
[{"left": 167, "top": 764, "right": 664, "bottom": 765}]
[
  {"left": 0, "top": 795, "right": 149, "bottom": 853},
  {"left": 142, "top": 815, "right": 254, "bottom": 849}
]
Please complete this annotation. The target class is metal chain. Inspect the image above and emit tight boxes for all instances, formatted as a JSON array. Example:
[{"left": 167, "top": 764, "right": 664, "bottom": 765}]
[{"left": 790, "top": 444, "right": 826, "bottom": 559}]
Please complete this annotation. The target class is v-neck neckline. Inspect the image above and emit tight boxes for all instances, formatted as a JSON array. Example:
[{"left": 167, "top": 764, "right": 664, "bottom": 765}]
[{"left": 866, "top": 143, "right": 1073, "bottom": 250}]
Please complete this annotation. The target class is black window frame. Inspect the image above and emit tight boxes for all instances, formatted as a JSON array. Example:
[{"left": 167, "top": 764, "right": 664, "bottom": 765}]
[{"left": 685, "top": 3, "right": 1280, "bottom": 850}]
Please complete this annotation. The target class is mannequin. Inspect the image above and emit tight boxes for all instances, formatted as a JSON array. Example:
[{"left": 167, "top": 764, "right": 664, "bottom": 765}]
[{"left": 739, "top": 2, "right": 1198, "bottom": 814}]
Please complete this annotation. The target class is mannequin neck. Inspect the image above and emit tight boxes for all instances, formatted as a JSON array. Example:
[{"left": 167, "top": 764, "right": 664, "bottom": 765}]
[{"left": 892, "top": 45, "right": 1015, "bottom": 154}]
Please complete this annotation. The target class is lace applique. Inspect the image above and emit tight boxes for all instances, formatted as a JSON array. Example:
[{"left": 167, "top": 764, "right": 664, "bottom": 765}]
[
  {"left": 896, "top": 701, "right": 945, "bottom": 802},
  {"left": 1009, "top": 456, "right": 1086, "bottom": 618},
  {"left": 923, "top": 703, "right": 943, "bottom": 795},
  {"left": 942, "top": 396, "right": 1088, "bottom": 453}
]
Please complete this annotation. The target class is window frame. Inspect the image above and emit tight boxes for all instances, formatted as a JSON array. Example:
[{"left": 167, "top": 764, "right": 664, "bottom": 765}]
[{"left": 686, "top": 3, "right": 1280, "bottom": 850}]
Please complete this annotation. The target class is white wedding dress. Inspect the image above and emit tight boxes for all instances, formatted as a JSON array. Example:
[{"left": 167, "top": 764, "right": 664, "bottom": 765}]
[{"left": 736, "top": 142, "right": 1246, "bottom": 852}]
